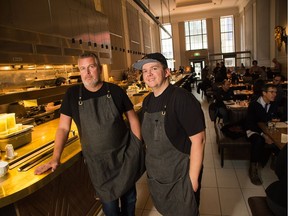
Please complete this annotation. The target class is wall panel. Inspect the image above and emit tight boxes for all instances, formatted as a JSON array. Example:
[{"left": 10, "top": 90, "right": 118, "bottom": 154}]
[{"left": 244, "top": 4, "right": 253, "bottom": 57}]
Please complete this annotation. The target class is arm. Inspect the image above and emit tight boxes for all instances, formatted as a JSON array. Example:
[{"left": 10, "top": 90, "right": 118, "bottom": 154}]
[
  {"left": 34, "top": 114, "right": 72, "bottom": 174},
  {"left": 124, "top": 109, "right": 142, "bottom": 140},
  {"left": 45, "top": 102, "right": 61, "bottom": 112},
  {"left": 189, "top": 130, "right": 205, "bottom": 192}
]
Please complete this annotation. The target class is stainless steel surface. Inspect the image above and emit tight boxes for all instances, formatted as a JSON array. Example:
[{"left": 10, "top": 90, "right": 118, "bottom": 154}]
[
  {"left": 0, "top": 0, "right": 111, "bottom": 65},
  {"left": 0, "top": 84, "right": 77, "bottom": 105},
  {"left": 17, "top": 135, "right": 79, "bottom": 172},
  {"left": 17, "top": 148, "right": 54, "bottom": 172},
  {"left": 0, "top": 129, "right": 32, "bottom": 151},
  {"left": 8, "top": 141, "right": 54, "bottom": 169}
]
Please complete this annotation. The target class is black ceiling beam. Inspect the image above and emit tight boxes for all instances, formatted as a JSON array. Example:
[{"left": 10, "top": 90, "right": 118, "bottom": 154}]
[{"left": 133, "top": 0, "right": 172, "bottom": 38}]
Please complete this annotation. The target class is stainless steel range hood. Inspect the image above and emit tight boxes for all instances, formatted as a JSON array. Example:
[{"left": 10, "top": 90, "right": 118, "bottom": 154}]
[
  {"left": 0, "top": 0, "right": 111, "bottom": 65},
  {"left": 0, "top": 25, "right": 110, "bottom": 65}
]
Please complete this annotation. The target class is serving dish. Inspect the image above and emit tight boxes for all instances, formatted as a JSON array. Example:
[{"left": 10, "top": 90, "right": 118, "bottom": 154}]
[{"left": 0, "top": 125, "right": 33, "bottom": 139}]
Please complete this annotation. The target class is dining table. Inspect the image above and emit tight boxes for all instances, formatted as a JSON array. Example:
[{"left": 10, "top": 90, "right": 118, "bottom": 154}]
[
  {"left": 258, "top": 122, "right": 288, "bottom": 149},
  {"left": 230, "top": 83, "right": 252, "bottom": 91},
  {"left": 224, "top": 100, "right": 249, "bottom": 110},
  {"left": 233, "top": 89, "right": 253, "bottom": 100},
  {"left": 233, "top": 89, "right": 253, "bottom": 95}
]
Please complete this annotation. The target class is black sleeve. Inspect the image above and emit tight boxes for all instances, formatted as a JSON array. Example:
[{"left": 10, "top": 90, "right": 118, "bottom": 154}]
[
  {"left": 166, "top": 88, "right": 205, "bottom": 154},
  {"left": 60, "top": 85, "right": 78, "bottom": 117},
  {"left": 173, "top": 88, "right": 206, "bottom": 136},
  {"left": 109, "top": 83, "right": 134, "bottom": 113}
]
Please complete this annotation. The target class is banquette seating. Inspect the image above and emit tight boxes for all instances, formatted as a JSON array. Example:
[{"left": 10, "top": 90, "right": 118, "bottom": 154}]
[{"left": 248, "top": 196, "right": 275, "bottom": 216}]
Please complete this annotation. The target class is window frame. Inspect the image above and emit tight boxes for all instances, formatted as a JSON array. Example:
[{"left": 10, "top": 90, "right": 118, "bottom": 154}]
[
  {"left": 160, "top": 24, "right": 174, "bottom": 70},
  {"left": 184, "top": 19, "right": 207, "bottom": 50},
  {"left": 220, "top": 15, "right": 235, "bottom": 53}
]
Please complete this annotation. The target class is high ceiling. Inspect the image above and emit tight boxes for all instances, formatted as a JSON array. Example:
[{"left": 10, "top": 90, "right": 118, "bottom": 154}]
[{"left": 140, "top": 0, "right": 247, "bottom": 18}]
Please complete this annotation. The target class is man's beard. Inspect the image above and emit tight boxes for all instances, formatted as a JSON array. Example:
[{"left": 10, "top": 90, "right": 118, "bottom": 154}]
[{"left": 83, "top": 78, "right": 101, "bottom": 88}]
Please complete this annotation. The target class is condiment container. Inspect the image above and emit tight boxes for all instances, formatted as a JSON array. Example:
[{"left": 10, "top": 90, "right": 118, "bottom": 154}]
[
  {"left": 0, "top": 115, "right": 7, "bottom": 135},
  {"left": 5, "top": 144, "right": 15, "bottom": 159},
  {"left": 0, "top": 161, "right": 9, "bottom": 177}
]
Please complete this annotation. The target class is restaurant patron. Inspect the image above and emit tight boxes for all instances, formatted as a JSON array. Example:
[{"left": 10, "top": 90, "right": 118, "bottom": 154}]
[{"left": 245, "top": 84, "right": 280, "bottom": 185}]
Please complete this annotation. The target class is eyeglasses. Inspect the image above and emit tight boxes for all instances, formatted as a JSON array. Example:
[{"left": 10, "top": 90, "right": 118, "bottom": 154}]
[
  {"left": 273, "top": 79, "right": 281, "bottom": 82},
  {"left": 266, "top": 90, "right": 277, "bottom": 94}
]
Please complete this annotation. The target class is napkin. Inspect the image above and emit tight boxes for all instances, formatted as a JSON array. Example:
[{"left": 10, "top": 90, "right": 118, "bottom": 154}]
[
  {"left": 276, "top": 122, "right": 288, "bottom": 128},
  {"left": 281, "top": 133, "right": 288, "bottom": 143}
]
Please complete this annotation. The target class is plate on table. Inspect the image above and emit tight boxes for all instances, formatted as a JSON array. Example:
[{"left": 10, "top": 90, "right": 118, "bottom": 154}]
[
  {"left": 275, "top": 122, "right": 288, "bottom": 128},
  {"left": 227, "top": 104, "right": 247, "bottom": 109},
  {"left": 224, "top": 100, "right": 235, "bottom": 105}
]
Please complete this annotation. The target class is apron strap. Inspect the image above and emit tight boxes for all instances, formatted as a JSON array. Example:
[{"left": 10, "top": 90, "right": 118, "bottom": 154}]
[
  {"left": 78, "top": 82, "right": 111, "bottom": 105},
  {"left": 144, "top": 86, "right": 176, "bottom": 115},
  {"left": 106, "top": 82, "right": 111, "bottom": 98},
  {"left": 78, "top": 84, "right": 83, "bottom": 105}
]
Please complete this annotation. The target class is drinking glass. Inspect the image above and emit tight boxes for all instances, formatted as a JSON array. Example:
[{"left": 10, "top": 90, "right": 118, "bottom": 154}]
[
  {"left": 267, "top": 121, "right": 274, "bottom": 131},
  {"left": 271, "top": 113, "right": 280, "bottom": 131}
]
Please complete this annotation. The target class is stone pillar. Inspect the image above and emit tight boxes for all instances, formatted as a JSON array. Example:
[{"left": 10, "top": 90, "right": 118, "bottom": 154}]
[{"left": 255, "top": 0, "right": 271, "bottom": 66}]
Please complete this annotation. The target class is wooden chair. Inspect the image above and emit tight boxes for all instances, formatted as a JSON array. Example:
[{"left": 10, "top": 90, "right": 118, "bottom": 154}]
[
  {"left": 214, "top": 123, "right": 250, "bottom": 167},
  {"left": 248, "top": 196, "right": 275, "bottom": 216}
]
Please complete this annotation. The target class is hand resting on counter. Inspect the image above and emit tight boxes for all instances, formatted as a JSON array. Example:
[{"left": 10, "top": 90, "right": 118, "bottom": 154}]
[{"left": 34, "top": 160, "right": 60, "bottom": 175}]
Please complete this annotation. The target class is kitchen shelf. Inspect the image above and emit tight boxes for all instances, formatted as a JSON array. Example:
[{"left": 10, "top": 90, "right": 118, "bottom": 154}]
[{"left": 0, "top": 84, "right": 79, "bottom": 105}]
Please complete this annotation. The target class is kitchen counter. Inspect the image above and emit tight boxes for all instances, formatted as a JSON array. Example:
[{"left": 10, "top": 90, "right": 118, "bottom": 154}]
[
  {"left": 0, "top": 119, "right": 101, "bottom": 215},
  {"left": 0, "top": 119, "right": 75, "bottom": 205},
  {"left": 0, "top": 89, "right": 151, "bottom": 215}
]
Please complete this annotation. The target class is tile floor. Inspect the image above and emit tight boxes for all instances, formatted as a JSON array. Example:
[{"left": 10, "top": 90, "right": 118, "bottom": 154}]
[{"left": 100, "top": 88, "right": 279, "bottom": 216}]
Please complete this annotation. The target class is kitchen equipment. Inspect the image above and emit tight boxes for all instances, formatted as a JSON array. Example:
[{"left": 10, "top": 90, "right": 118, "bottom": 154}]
[
  {"left": 6, "top": 113, "right": 16, "bottom": 131},
  {"left": 0, "top": 125, "right": 33, "bottom": 151},
  {"left": 25, "top": 106, "right": 55, "bottom": 125},
  {"left": 0, "top": 115, "right": 8, "bottom": 135},
  {"left": 17, "top": 135, "right": 79, "bottom": 172}
]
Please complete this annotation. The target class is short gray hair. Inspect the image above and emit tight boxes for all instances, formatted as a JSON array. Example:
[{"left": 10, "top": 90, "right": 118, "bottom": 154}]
[{"left": 78, "top": 53, "right": 101, "bottom": 69}]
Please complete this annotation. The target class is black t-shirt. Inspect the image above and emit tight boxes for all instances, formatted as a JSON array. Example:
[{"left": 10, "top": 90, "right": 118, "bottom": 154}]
[
  {"left": 60, "top": 82, "right": 133, "bottom": 129},
  {"left": 141, "top": 84, "right": 205, "bottom": 154},
  {"left": 215, "top": 87, "right": 234, "bottom": 107}
]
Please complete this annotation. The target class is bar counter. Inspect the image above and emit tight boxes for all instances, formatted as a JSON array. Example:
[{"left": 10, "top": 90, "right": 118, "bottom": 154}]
[{"left": 0, "top": 119, "right": 101, "bottom": 215}]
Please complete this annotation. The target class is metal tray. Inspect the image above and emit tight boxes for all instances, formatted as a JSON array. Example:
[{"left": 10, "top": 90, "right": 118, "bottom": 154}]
[{"left": 0, "top": 125, "right": 34, "bottom": 139}]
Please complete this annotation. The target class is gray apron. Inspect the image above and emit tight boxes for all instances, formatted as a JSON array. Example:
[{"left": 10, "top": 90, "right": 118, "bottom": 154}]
[
  {"left": 78, "top": 84, "right": 145, "bottom": 202},
  {"left": 141, "top": 97, "right": 198, "bottom": 216}
]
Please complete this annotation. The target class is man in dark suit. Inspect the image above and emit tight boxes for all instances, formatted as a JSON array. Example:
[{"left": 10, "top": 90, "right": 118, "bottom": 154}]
[{"left": 245, "top": 84, "right": 279, "bottom": 185}]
